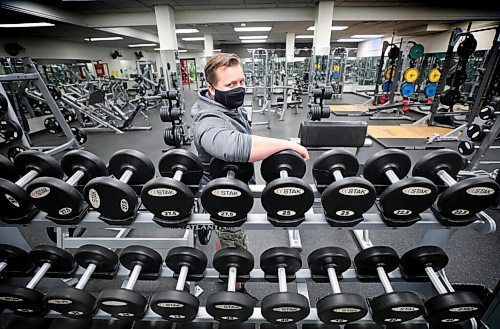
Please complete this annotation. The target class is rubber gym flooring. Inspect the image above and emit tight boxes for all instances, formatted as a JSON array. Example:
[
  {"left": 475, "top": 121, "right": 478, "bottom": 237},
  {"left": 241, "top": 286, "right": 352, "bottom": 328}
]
[{"left": 0, "top": 86, "right": 499, "bottom": 328}]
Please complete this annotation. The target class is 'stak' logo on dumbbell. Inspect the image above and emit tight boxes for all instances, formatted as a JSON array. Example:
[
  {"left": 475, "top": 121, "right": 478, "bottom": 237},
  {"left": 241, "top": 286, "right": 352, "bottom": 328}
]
[
  {"left": 466, "top": 187, "right": 496, "bottom": 196},
  {"left": 47, "top": 299, "right": 72, "bottom": 304},
  {"left": 339, "top": 187, "right": 369, "bottom": 196},
  {"left": 212, "top": 189, "right": 241, "bottom": 197},
  {"left": 148, "top": 188, "right": 177, "bottom": 197},
  {"left": 215, "top": 304, "right": 242, "bottom": 310},
  {"left": 0, "top": 296, "right": 22, "bottom": 302},
  {"left": 30, "top": 186, "right": 50, "bottom": 199},
  {"left": 274, "top": 187, "right": 304, "bottom": 196}
]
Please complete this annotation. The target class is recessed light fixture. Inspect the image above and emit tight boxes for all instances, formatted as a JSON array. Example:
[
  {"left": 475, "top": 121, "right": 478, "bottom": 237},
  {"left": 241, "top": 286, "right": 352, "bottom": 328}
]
[
  {"left": 234, "top": 27, "right": 272, "bottom": 32},
  {"left": 307, "top": 26, "right": 348, "bottom": 31},
  {"left": 84, "top": 37, "right": 123, "bottom": 41},
  {"left": 351, "top": 34, "right": 383, "bottom": 38},
  {"left": 295, "top": 35, "right": 314, "bottom": 39},
  {"left": 337, "top": 38, "right": 365, "bottom": 42},
  {"left": 0, "top": 22, "right": 55, "bottom": 28},
  {"left": 128, "top": 43, "right": 157, "bottom": 47},
  {"left": 241, "top": 23, "right": 246, "bottom": 27},
  {"left": 178, "top": 49, "right": 188, "bottom": 53},
  {"left": 175, "top": 28, "right": 199, "bottom": 34},
  {"left": 241, "top": 39, "right": 267, "bottom": 43},
  {"left": 239, "top": 36, "right": 268, "bottom": 40},
  {"left": 182, "top": 37, "right": 205, "bottom": 41}
]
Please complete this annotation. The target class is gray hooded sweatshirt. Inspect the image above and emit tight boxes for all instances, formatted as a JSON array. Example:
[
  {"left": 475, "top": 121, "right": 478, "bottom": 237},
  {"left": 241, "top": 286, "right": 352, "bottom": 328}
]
[{"left": 191, "top": 89, "right": 253, "bottom": 184}]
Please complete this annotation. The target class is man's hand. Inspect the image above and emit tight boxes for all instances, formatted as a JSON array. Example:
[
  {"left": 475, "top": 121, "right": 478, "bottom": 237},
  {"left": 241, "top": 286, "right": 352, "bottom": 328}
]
[{"left": 287, "top": 141, "right": 310, "bottom": 161}]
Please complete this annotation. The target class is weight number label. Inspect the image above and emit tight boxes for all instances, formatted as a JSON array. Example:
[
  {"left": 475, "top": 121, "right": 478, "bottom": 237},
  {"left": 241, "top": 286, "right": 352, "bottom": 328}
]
[
  {"left": 68, "top": 311, "right": 83, "bottom": 315},
  {"left": 402, "top": 187, "right": 431, "bottom": 195},
  {"left": 118, "top": 312, "right": 135, "bottom": 317},
  {"left": 157, "top": 302, "right": 184, "bottom": 308},
  {"left": 102, "top": 300, "right": 127, "bottom": 306},
  {"left": 47, "top": 299, "right": 72, "bottom": 304},
  {"left": 0, "top": 296, "right": 22, "bottom": 301},
  {"left": 450, "top": 306, "right": 478, "bottom": 312},
  {"left": 218, "top": 211, "right": 236, "bottom": 217},
  {"left": 393, "top": 209, "right": 412, "bottom": 216},
  {"left": 442, "top": 318, "right": 460, "bottom": 323},
  {"left": 215, "top": 304, "right": 242, "bottom": 310},
  {"left": 30, "top": 186, "right": 50, "bottom": 198},
  {"left": 276, "top": 318, "right": 293, "bottom": 323},
  {"left": 221, "top": 316, "right": 239, "bottom": 320},
  {"left": 466, "top": 187, "right": 495, "bottom": 196},
  {"left": 333, "top": 307, "right": 361, "bottom": 313},
  {"left": 148, "top": 188, "right": 177, "bottom": 197},
  {"left": 88, "top": 189, "right": 100, "bottom": 208},
  {"left": 339, "top": 187, "right": 369, "bottom": 196},
  {"left": 335, "top": 210, "right": 355, "bottom": 217},
  {"left": 212, "top": 189, "right": 241, "bottom": 197},
  {"left": 59, "top": 207, "right": 72, "bottom": 216},
  {"left": 273, "top": 306, "right": 301, "bottom": 312},
  {"left": 120, "top": 199, "right": 129, "bottom": 212},
  {"left": 169, "top": 314, "right": 186, "bottom": 319},
  {"left": 277, "top": 210, "right": 296, "bottom": 216},
  {"left": 451, "top": 209, "right": 469, "bottom": 216},
  {"left": 392, "top": 306, "right": 420, "bottom": 312},
  {"left": 384, "top": 318, "right": 403, "bottom": 323},
  {"left": 330, "top": 319, "right": 348, "bottom": 323},
  {"left": 274, "top": 187, "right": 304, "bottom": 196},
  {"left": 5, "top": 194, "right": 19, "bottom": 207},
  {"left": 161, "top": 210, "right": 180, "bottom": 217}
]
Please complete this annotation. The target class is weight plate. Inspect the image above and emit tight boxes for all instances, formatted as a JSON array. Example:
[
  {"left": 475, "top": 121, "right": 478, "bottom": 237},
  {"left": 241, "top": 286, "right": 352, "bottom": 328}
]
[
  {"left": 457, "top": 34, "right": 477, "bottom": 58},
  {"left": 7, "top": 146, "right": 27, "bottom": 162},
  {"left": 213, "top": 248, "right": 254, "bottom": 276},
  {"left": 313, "top": 149, "right": 359, "bottom": 186},
  {"left": 164, "top": 128, "right": 175, "bottom": 146},
  {"left": 62, "top": 150, "right": 107, "bottom": 184},
  {"left": 388, "top": 46, "right": 400, "bottom": 60},
  {"left": 206, "top": 291, "right": 256, "bottom": 323},
  {"left": 97, "top": 288, "right": 147, "bottom": 320},
  {"left": 424, "top": 83, "right": 437, "bottom": 98},
  {"left": 412, "top": 149, "right": 464, "bottom": 185},
  {"left": 354, "top": 246, "right": 399, "bottom": 274},
  {"left": 333, "top": 65, "right": 340, "bottom": 72},
  {"left": 44, "top": 287, "right": 95, "bottom": 319},
  {"left": 158, "top": 149, "right": 203, "bottom": 185},
  {"left": 150, "top": 290, "right": 199, "bottom": 322},
  {"left": 382, "top": 81, "right": 392, "bottom": 93},
  {"left": 323, "top": 86, "right": 333, "bottom": 99},
  {"left": 308, "top": 104, "right": 323, "bottom": 121},
  {"left": 437, "top": 177, "right": 499, "bottom": 219},
  {"left": 71, "top": 127, "right": 88, "bottom": 145},
  {"left": 384, "top": 68, "right": 396, "bottom": 80},
  {"left": 108, "top": 149, "right": 155, "bottom": 185},
  {"left": 408, "top": 44, "right": 424, "bottom": 60},
  {"left": 363, "top": 149, "right": 411, "bottom": 185},
  {"left": 370, "top": 292, "right": 424, "bottom": 324},
  {"left": 209, "top": 158, "right": 254, "bottom": 183},
  {"left": 403, "top": 68, "right": 419, "bottom": 83},
  {"left": 332, "top": 72, "right": 340, "bottom": 79},
  {"left": 379, "top": 177, "right": 438, "bottom": 220},
  {"left": 47, "top": 85, "right": 62, "bottom": 100},
  {"left": 317, "top": 293, "right": 368, "bottom": 324},
  {"left": 261, "top": 150, "right": 306, "bottom": 183},
  {"left": 400, "top": 82, "right": 415, "bottom": 97},
  {"left": 308, "top": 246, "right": 351, "bottom": 275},
  {"left": 428, "top": 68, "right": 441, "bottom": 83},
  {"left": 261, "top": 292, "right": 310, "bottom": 324},
  {"left": 0, "top": 154, "right": 18, "bottom": 182},
  {"left": 44, "top": 117, "right": 61, "bottom": 134},
  {"left": 0, "top": 119, "right": 22, "bottom": 142},
  {"left": 425, "top": 291, "right": 482, "bottom": 324}
]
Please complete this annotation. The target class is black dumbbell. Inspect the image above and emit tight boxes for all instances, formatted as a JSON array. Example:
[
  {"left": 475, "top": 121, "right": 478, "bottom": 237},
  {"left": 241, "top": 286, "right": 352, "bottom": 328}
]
[
  {"left": 0, "top": 151, "right": 62, "bottom": 223},
  {"left": 313, "top": 150, "right": 376, "bottom": 226},
  {"left": 412, "top": 149, "right": 499, "bottom": 224},
  {"left": 478, "top": 105, "right": 499, "bottom": 121},
  {"left": 0, "top": 154, "right": 18, "bottom": 182},
  {"left": 0, "top": 244, "right": 34, "bottom": 277},
  {"left": 43, "top": 245, "right": 119, "bottom": 319},
  {"left": 261, "top": 150, "right": 314, "bottom": 227},
  {"left": 354, "top": 246, "right": 424, "bottom": 324},
  {"left": 200, "top": 158, "right": 254, "bottom": 227},
  {"left": 150, "top": 247, "right": 207, "bottom": 322},
  {"left": 84, "top": 149, "right": 155, "bottom": 224},
  {"left": 97, "top": 245, "right": 162, "bottom": 320},
  {"left": 363, "top": 149, "right": 438, "bottom": 226},
  {"left": 400, "top": 246, "right": 482, "bottom": 324},
  {"left": 207, "top": 248, "right": 256, "bottom": 323},
  {"left": 141, "top": 149, "right": 203, "bottom": 227},
  {"left": 0, "top": 245, "right": 76, "bottom": 317},
  {"left": 466, "top": 123, "right": 489, "bottom": 142},
  {"left": 458, "top": 140, "right": 500, "bottom": 156},
  {"left": 308, "top": 247, "right": 368, "bottom": 324},
  {"left": 26, "top": 150, "right": 107, "bottom": 224},
  {"left": 260, "top": 247, "right": 310, "bottom": 324}
]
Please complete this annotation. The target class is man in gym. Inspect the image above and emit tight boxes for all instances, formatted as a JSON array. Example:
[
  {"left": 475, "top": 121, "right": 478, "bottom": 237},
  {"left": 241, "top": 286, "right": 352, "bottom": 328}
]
[{"left": 191, "top": 53, "right": 309, "bottom": 289}]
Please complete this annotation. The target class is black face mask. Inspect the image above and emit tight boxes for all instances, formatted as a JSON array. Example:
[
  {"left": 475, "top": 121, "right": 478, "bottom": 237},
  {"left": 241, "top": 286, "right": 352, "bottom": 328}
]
[{"left": 213, "top": 86, "right": 245, "bottom": 109}]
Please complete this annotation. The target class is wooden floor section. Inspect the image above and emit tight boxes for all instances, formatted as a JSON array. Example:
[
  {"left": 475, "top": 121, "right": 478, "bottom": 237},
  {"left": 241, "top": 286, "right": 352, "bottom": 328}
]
[
  {"left": 367, "top": 125, "right": 453, "bottom": 139},
  {"left": 329, "top": 104, "right": 371, "bottom": 112}
]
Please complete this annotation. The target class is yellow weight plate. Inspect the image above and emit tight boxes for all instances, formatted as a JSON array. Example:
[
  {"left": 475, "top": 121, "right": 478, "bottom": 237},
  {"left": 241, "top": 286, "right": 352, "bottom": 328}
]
[
  {"left": 384, "top": 68, "right": 396, "bottom": 80},
  {"left": 428, "top": 68, "right": 441, "bottom": 83},
  {"left": 333, "top": 65, "right": 340, "bottom": 72},
  {"left": 403, "top": 67, "right": 419, "bottom": 83}
]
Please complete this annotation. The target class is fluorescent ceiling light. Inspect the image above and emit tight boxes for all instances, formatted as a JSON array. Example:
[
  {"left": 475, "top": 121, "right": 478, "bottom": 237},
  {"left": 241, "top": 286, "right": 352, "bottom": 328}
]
[
  {"left": 351, "top": 34, "right": 383, "bottom": 38},
  {"left": 241, "top": 39, "right": 267, "bottom": 43},
  {"left": 296, "top": 35, "right": 314, "bottom": 39},
  {"left": 84, "top": 37, "right": 123, "bottom": 41},
  {"left": 178, "top": 49, "right": 187, "bottom": 53},
  {"left": 307, "top": 25, "right": 348, "bottom": 31},
  {"left": 128, "top": 43, "right": 157, "bottom": 47},
  {"left": 239, "top": 36, "right": 268, "bottom": 40},
  {"left": 0, "top": 22, "right": 55, "bottom": 28},
  {"left": 214, "top": 49, "right": 222, "bottom": 52},
  {"left": 234, "top": 27, "right": 272, "bottom": 32},
  {"left": 182, "top": 37, "right": 205, "bottom": 41},
  {"left": 175, "top": 28, "right": 199, "bottom": 34},
  {"left": 337, "top": 38, "right": 365, "bottom": 42}
]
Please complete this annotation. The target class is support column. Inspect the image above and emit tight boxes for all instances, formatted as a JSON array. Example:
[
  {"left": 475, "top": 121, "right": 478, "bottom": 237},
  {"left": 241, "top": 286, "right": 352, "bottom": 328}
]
[
  {"left": 313, "top": 1, "right": 334, "bottom": 56},
  {"left": 202, "top": 33, "right": 214, "bottom": 68},
  {"left": 286, "top": 32, "right": 295, "bottom": 63},
  {"left": 154, "top": 5, "right": 178, "bottom": 88}
]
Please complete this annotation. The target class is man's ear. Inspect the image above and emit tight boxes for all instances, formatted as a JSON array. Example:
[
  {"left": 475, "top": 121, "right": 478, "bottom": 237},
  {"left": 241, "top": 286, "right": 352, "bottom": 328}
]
[{"left": 208, "top": 84, "right": 215, "bottom": 97}]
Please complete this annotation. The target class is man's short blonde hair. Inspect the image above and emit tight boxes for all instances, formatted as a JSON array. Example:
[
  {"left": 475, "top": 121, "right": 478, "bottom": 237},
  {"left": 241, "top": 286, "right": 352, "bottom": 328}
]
[{"left": 204, "top": 53, "right": 240, "bottom": 85}]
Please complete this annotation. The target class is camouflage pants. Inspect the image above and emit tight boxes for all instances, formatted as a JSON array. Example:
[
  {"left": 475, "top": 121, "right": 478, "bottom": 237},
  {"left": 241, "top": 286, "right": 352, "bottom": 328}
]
[{"left": 216, "top": 229, "right": 249, "bottom": 250}]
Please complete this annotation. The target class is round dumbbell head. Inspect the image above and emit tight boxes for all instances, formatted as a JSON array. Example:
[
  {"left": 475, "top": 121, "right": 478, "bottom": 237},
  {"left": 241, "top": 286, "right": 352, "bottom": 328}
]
[
  {"left": 209, "top": 158, "right": 254, "bottom": 183},
  {"left": 44, "top": 287, "right": 96, "bottom": 319},
  {"left": 466, "top": 124, "right": 485, "bottom": 142},
  {"left": 200, "top": 177, "right": 254, "bottom": 226},
  {"left": 0, "top": 284, "right": 46, "bottom": 316},
  {"left": 97, "top": 288, "right": 148, "bottom": 320},
  {"left": 317, "top": 293, "right": 368, "bottom": 324},
  {"left": 165, "top": 247, "right": 207, "bottom": 274},
  {"left": 400, "top": 246, "right": 448, "bottom": 277},
  {"left": 158, "top": 149, "right": 203, "bottom": 185},
  {"left": 261, "top": 177, "right": 314, "bottom": 224},
  {"left": 213, "top": 247, "right": 254, "bottom": 276},
  {"left": 75, "top": 245, "right": 119, "bottom": 273},
  {"left": 457, "top": 34, "right": 477, "bottom": 58},
  {"left": 84, "top": 177, "right": 138, "bottom": 220},
  {"left": 313, "top": 150, "right": 359, "bottom": 186},
  {"left": 307, "top": 247, "right": 351, "bottom": 276},
  {"left": 0, "top": 154, "right": 18, "bottom": 182},
  {"left": 260, "top": 247, "right": 302, "bottom": 275},
  {"left": 27, "top": 177, "right": 85, "bottom": 219},
  {"left": 141, "top": 177, "right": 194, "bottom": 224},
  {"left": 458, "top": 141, "right": 474, "bottom": 156},
  {"left": 425, "top": 291, "right": 482, "bottom": 324},
  {"left": 353, "top": 246, "right": 399, "bottom": 275},
  {"left": 412, "top": 149, "right": 464, "bottom": 186},
  {"left": 261, "top": 292, "right": 310, "bottom": 324},
  {"left": 29, "top": 245, "right": 76, "bottom": 273},
  {"left": 321, "top": 178, "right": 376, "bottom": 222},
  {"left": 120, "top": 245, "right": 162, "bottom": 274},
  {"left": 108, "top": 149, "right": 155, "bottom": 185},
  {"left": 0, "top": 178, "right": 34, "bottom": 220},
  {"left": 14, "top": 150, "right": 63, "bottom": 179},
  {"left": 150, "top": 290, "right": 199, "bottom": 322},
  {"left": 206, "top": 291, "right": 256, "bottom": 322},
  {"left": 261, "top": 150, "right": 306, "bottom": 183},
  {"left": 379, "top": 177, "right": 438, "bottom": 220},
  {"left": 363, "top": 149, "right": 411, "bottom": 185},
  {"left": 437, "top": 176, "right": 499, "bottom": 219},
  {"left": 0, "top": 244, "right": 33, "bottom": 274},
  {"left": 478, "top": 106, "right": 495, "bottom": 120},
  {"left": 61, "top": 150, "right": 107, "bottom": 185},
  {"left": 370, "top": 291, "right": 424, "bottom": 324},
  {"left": 7, "top": 146, "right": 27, "bottom": 162},
  {"left": 70, "top": 127, "right": 88, "bottom": 145}
]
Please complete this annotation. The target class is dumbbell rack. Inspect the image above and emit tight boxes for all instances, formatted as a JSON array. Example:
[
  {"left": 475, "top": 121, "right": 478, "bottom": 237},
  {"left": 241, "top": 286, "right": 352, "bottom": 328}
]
[{"left": 0, "top": 183, "right": 496, "bottom": 326}]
